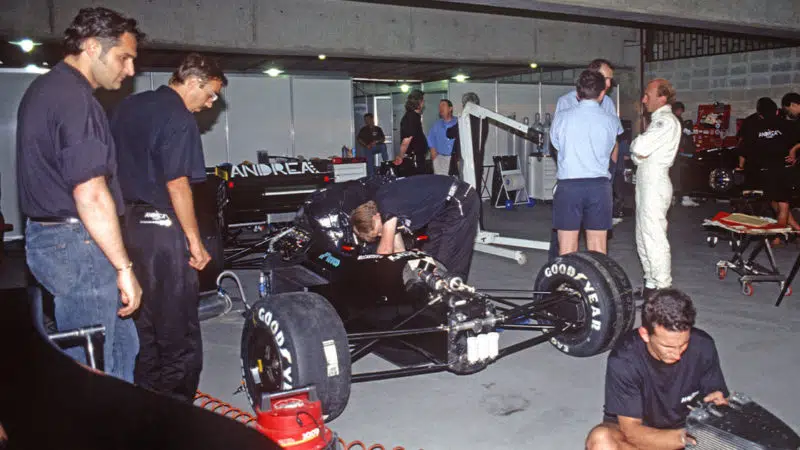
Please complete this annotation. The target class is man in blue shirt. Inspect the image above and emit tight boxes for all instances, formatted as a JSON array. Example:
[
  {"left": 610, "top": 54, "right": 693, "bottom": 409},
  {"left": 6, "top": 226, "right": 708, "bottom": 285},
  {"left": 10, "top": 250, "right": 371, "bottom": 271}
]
[
  {"left": 549, "top": 70, "right": 623, "bottom": 255},
  {"left": 548, "top": 59, "right": 620, "bottom": 260},
  {"left": 111, "top": 53, "right": 226, "bottom": 401},
  {"left": 427, "top": 99, "right": 458, "bottom": 176}
]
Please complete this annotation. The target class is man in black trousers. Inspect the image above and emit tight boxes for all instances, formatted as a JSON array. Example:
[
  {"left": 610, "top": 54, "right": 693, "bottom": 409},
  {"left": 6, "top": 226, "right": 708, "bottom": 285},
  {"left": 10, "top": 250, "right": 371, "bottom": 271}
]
[{"left": 111, "top": 53, "right": 227, "bottom": 401}]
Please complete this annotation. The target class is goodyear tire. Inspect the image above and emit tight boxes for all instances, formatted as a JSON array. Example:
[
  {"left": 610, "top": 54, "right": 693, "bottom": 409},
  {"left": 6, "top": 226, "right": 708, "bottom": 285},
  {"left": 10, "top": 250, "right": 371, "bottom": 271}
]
[
  {"left": 241, "top": 292, "right": 351, "bottom": 421},
  {"left": 576, "top": 252, "right": 636, "bottom": 335},
  {"left": 534, "top": 251, "right": 633, "bottom": 357}
]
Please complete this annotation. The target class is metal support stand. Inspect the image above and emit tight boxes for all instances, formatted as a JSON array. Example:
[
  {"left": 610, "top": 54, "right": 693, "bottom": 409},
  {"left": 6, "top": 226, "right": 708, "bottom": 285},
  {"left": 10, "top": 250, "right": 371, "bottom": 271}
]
[
  {"left": 458, "top": 102, "right": 547, "bottom": 265},
  {"left": 776, "top": 252, "right": 800, "bottom": 306},
  {"left": 49, "top": 324, "right": 106, "bottom": 370}
]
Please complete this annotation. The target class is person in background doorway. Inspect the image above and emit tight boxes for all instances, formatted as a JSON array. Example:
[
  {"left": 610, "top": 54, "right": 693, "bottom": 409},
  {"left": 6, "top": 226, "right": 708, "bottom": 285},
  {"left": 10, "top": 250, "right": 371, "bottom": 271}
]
[
  {"left": 396, "top": 89, "right": 429, "bottom": 175},
  {"left": 428, "top": 99, "right": 458, "bottom": 176},
  {"left": 670, "top": 102, "right": 700, "bottom": 207},
  {"left": 356, "top": 113, "right": 388, "bottom": 177}
]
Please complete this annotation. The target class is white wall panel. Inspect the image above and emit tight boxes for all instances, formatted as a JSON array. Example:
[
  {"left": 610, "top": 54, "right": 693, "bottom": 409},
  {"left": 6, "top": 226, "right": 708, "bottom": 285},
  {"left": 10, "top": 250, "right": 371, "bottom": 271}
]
[
  {"left": 0, "top": 71, "right": 38, "bottom": 240},
  {"left": 225, "top": 76, "right": 292, "bottom": 164},
  {"left": 291, "top": 78, "right": 354, "bottom": 160}
]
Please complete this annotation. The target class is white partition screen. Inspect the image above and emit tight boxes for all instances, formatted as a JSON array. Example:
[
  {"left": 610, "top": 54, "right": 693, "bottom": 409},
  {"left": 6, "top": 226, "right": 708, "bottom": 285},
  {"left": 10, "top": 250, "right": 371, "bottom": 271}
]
[{"left": 291, "top": 77, "right": 354, "bottom": 160}]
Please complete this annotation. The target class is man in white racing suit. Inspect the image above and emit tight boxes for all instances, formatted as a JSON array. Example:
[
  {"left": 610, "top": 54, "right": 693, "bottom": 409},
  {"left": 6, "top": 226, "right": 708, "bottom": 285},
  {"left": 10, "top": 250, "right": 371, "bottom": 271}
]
[{"left": 632, "top": 79, "right": 681, "bottom": 299}]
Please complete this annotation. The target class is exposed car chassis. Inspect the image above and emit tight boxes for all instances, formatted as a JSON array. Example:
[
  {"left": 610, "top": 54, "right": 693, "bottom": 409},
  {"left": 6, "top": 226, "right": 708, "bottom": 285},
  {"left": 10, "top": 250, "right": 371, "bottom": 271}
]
[{"left": 234, "top": 182, "right": 635, "bottom": 421}]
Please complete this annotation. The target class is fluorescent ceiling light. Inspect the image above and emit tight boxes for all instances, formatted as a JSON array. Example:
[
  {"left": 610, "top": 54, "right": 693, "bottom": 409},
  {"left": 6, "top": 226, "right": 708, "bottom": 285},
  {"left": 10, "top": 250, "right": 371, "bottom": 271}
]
[
  {"left": 318, "top": 54, "right": 326, "bottom": 60},
  {"left": 530, "top": 62, "right": 538, "bottom": 69},
  {"left": 352, "top": 78, "right": 423, "bottom": 83},
  {"left": 452, "top": 74, "right": 469, "bottom": 82},
  {"left": 263, "top": 68, "right": 284, "bottom": 77},
  {"left": 400, "top": 84, "right": 410, "bottom": 93},
  {"left": 24, "top": 64, "right": 49, "bottom": 74},
  {"left": 11, "top": 39, "right": 40, "bottom": 53}
]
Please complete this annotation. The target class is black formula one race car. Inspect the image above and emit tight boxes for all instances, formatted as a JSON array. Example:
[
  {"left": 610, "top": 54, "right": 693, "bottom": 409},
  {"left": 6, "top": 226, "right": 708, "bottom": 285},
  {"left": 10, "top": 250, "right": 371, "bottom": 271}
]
[{"left": 233, "top": 176, "right": 636, "bottom": 421}]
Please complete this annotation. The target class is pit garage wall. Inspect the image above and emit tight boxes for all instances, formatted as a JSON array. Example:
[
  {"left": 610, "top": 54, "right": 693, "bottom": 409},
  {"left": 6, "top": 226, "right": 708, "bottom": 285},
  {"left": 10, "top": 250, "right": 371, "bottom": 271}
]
[
  {"left": 0, "top": 71, "right": 354, "bottom": 240},
  {"left": 644, "top": 47, "right": 800, "bottom": 135}
]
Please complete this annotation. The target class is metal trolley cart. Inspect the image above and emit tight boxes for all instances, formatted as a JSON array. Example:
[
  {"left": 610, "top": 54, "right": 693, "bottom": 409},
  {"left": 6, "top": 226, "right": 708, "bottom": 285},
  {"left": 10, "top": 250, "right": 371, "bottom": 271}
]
[{"left": 704, "top": 212, "right": 795, "bottom": 297}]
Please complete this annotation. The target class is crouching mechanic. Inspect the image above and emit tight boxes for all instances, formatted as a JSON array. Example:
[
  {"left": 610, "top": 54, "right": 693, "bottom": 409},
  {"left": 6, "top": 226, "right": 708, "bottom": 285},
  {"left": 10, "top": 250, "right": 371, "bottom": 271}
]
[
  {"left": 350, "top": 174, "right": 479, "bottom": 281},
  {"left": 586, "top": 289, "right": 729, "bottom": 450}
]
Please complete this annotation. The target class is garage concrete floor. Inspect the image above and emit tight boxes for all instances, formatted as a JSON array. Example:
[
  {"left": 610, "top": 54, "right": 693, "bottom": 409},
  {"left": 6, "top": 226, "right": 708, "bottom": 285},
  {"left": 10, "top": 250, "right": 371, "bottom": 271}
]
[
  {"left": 196, "top": 200, "right": 800, "bottom": 449},
  {"left": 2, "top": 200, "right": 799, "bottom": 449}
]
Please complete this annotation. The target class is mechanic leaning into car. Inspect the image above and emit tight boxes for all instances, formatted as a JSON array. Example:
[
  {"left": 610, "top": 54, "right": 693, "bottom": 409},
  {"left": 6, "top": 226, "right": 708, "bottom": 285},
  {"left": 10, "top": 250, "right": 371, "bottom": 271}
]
[
  {"left": 737, "top": 97, "right": 800, "bottom": 243},
  {"left": 586, "top": 289, "right": 729, "bottom": 450},
  {"left": 110, "top": 53, "right": 226, "bottom": 402},
  {"left": 350, "top": 174, "right": 479, "bottom": 281}
]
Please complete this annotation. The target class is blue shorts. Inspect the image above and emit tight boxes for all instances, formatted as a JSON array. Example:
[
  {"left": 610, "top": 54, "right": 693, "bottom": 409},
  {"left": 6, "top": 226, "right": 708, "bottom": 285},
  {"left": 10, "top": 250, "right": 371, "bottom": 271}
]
[{"left": 552, "top": 177, "right": 612, "bottom": 231}]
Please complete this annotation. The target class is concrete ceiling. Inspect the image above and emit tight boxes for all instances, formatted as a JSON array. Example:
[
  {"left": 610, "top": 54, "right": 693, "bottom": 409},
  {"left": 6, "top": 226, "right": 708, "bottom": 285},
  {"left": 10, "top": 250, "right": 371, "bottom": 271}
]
[
  {"left": 0, "top": 40, "right": 579, "bottom": 82},
  {"left": 355, "top": 0, "right": 800, "bottom": 42}
]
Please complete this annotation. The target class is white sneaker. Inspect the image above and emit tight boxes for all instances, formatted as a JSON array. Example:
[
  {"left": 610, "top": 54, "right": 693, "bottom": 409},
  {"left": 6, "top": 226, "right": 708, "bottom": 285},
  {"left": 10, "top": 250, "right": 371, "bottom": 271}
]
[
  {"left": 681, "top": 196, "right": 700, "bottom": 207},
  {"left": 612, "top": 217, "right": 623, "bottom": 226}
]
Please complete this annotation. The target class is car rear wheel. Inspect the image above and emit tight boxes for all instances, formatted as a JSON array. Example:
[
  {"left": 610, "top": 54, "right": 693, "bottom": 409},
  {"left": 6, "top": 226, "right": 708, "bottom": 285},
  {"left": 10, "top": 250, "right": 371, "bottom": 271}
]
[
  {"left": 534, "top": 251, "right": 633, "bottom": 357},
  {"left": 240, "top": 292, "right": 351, "bottom": 421}
]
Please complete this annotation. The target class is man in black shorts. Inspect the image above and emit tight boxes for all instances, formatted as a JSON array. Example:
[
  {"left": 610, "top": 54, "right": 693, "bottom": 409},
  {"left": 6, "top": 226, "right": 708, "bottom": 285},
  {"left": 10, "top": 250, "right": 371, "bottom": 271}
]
[
  {"left": 737, "top": 98, "right": 799, "bottom": 238},
  {"left": 586, "top": 289, "right": 728, "bottom": 450},
  {"left": 349, "top": 175, "right": 479, "bottom": 280}
]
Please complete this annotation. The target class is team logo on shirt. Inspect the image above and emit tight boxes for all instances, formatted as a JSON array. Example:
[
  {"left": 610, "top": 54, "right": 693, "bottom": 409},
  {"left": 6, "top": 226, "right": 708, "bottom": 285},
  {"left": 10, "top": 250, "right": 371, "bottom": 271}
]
[
  {"left": 758, "top": 129, "right": 782, "bottom": 139},
  {"left": 140, "top": 211, "right": 172, "bottom": 227},
  {"left": 230, "top": 162, "right": 319, "bottom": 178}
]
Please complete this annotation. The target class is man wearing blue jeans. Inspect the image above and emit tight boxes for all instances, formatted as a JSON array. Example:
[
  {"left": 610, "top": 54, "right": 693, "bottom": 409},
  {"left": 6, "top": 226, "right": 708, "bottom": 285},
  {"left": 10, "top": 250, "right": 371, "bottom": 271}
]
[
  {"left": 356, "top": 113, "right": 389, "bottom": 177},
  {"left": 549, "top": 70, "right": 623, "bottom": 255},
  {"left": 16, "top": 7, "right": 144, "bottom": 382}
]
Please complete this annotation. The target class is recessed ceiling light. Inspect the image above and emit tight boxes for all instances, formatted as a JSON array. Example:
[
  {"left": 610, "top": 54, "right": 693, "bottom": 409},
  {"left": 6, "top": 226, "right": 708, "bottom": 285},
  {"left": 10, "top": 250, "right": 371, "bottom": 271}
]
[
  {"left": 400, "top": 84, "right": 410, "bottom": 93},
  {"left": 24, "top": 64, "right": 49, "bottom": 74},
  {"left": 11, "top": 39, "right": 40, "bottom": 53},
  {"left": 263, "top": 68, "right": 284, "bottom": 77},
  {"left": 452, "top": 74, "right": 469, "bottom": 83},
  {"left": 530, "top": 62, "right": 538, "bottom": 69},
  {"left": 318, "top": 54, "right": 326, "bottom": 60}
]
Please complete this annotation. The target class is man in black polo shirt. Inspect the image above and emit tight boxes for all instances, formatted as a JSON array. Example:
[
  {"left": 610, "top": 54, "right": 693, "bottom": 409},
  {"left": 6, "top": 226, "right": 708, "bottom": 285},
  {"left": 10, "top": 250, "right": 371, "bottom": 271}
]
[
  {"left": 349, "top": 174, "right": 479, "bottom": 280},
  {"left": 586, "top": 289, "right": 728, "bottom": 450},
  {"left": 16, "top": 7, "right": 144, "bottom": 382},
  {"left": 395, "top": 90, "right": 429, "bottom": 174},
  {"left": 110, "top": 54, "right": 226, "bottom": 401},
  {"left": 737, "top": 98, "right": 799, "bottom": 239}
]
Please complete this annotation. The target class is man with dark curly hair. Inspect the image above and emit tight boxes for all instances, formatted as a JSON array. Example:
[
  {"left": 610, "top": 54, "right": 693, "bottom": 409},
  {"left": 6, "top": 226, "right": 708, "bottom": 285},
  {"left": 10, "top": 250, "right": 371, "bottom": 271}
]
[
  {"left": 586, "top": 289, "right": 729, "bottom": 449},
  {"left": 16, "top": 7, "right": 145, "bottom": 382},
  {"left": 111, "top": 53, "right": 227, "bottom": 401}
]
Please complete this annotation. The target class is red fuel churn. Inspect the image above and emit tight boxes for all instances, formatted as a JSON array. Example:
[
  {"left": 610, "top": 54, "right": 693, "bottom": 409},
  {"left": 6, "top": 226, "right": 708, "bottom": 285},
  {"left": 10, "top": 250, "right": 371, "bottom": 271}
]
[{"left": 254, "top": 387, "right": 334, "bottom": 450}]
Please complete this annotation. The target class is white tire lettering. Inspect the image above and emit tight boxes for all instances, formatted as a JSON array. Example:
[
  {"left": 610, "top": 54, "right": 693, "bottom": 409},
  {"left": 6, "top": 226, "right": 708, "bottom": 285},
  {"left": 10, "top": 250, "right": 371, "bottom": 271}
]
[
  {"left": 545, "top": 267, "right": 552, "bottom": 277},
  {"left": 591, "top": 319, "right": 602, "bottom": 331},
  {"left": 587, "top": 293, "right": 600, "bottom": 304},
  {"left": 591, "top": 306, "right": 601, "bottom": 317}
]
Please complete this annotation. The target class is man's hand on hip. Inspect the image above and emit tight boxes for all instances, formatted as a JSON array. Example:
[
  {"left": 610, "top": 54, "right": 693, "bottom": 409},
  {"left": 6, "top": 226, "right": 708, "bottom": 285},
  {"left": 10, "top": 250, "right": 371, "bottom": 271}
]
[
  {"left": 188, "top": 239, "right": 211, "bottom": 271},
  {"left": 117, "top": 268, "right": 142, "bottom": 317}
]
